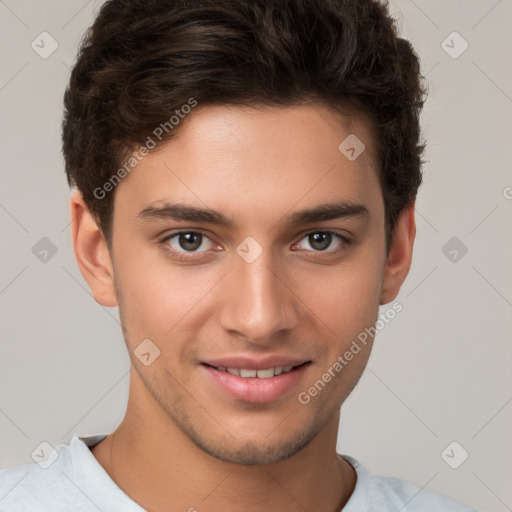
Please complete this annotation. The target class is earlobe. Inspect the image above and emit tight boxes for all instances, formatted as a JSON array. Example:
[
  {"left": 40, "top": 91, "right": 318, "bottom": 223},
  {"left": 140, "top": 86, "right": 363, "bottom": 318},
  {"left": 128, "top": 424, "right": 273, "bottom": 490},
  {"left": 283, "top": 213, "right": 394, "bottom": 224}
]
[
  {"left": 379, "top": 202, "right": 416, "bottom": 305},
  {"left": 70, "top": 190, "right": 118, "bottom": 308}
]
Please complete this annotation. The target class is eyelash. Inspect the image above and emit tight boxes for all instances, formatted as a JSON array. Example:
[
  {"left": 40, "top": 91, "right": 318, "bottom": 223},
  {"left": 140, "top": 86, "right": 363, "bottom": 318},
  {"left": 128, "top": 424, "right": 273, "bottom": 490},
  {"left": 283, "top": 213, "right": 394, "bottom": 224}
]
[{"left": 159, "top": 230, "right": 351, "bottom": 262}]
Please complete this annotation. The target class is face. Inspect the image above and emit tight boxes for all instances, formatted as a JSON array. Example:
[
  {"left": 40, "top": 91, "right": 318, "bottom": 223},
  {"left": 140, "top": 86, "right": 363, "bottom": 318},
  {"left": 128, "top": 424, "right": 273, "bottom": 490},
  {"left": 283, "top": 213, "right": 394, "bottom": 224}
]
[{"left": 73, "top": 103, "right": 414, "bottom": 465}]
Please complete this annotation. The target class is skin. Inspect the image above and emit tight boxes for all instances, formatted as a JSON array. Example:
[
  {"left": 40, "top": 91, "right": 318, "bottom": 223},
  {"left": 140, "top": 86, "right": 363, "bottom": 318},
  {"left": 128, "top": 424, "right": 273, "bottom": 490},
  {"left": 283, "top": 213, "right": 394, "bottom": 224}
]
[{"left": 70, "top": 102, "right": 415, "bottom": 512}]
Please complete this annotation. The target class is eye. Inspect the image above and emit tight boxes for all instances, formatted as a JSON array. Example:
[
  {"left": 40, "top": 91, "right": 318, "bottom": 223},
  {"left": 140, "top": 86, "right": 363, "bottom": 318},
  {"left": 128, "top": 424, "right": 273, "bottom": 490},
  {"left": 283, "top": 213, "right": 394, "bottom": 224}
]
[
  {"left": 161, "top": 231, "right": 218, "bottom": 259},
  {"left": 293, "top": 231, "right": 348, "bottom": 253}
]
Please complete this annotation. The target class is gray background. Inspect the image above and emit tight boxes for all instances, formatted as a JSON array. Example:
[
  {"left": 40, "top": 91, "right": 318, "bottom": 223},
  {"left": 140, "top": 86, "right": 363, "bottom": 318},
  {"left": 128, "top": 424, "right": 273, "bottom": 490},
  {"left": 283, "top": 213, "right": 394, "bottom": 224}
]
[{"left": 0, "top": 1, "right": 511, "bottom": 511}]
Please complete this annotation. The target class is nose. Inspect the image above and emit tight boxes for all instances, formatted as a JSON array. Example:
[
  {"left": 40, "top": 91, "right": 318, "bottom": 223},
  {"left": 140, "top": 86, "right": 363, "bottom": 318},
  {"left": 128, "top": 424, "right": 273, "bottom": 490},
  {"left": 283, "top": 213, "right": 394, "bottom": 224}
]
[{"left": 217, "top": 247, "right": 300, "bottom": 344}]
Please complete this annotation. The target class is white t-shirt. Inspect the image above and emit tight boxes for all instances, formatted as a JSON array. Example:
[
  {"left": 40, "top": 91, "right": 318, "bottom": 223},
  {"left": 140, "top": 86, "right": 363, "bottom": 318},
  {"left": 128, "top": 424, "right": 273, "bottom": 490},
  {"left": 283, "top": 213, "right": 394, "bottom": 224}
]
[{"left": 0, "top": 433, "right": 477, "bottom": 511}]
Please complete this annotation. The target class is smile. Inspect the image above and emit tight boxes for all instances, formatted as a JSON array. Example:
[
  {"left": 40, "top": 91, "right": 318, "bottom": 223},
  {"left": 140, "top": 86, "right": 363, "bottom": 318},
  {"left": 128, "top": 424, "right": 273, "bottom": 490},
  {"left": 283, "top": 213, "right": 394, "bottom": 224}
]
[
  {"left": 201, "top": 362, "right": 311, "bottom": 402},
  {"left": 204, "top": 364, "right": 305, "bottom": 378}
]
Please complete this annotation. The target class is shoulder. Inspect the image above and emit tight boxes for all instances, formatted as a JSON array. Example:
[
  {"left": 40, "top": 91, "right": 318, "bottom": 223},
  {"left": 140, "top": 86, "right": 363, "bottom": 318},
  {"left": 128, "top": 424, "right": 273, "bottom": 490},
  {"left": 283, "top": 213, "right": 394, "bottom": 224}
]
[
  {"left": 0, "top": 433, "right": 143, "bottom": 512},
  {"left": 0, "top": 436, "right": 95, "bottom": 511},
  {"left": 0, "top": 459, "right": 73, "bottom": 511},
  {"left": 342, "top": 455, "right": 478, "bottom": 512}
]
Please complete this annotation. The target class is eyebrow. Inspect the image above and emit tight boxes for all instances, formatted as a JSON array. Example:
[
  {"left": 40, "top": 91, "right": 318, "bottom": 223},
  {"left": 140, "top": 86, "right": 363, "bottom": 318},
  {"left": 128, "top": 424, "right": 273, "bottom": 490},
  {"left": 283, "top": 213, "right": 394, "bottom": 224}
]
[{"left": 136, "top": 200, "right": 369, "bottom": 228}]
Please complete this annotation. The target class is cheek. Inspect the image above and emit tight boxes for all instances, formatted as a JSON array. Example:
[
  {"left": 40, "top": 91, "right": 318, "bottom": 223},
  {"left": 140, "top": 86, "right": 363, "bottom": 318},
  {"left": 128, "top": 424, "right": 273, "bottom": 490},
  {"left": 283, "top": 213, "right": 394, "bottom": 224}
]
[
  {"left": 295, "top": 254, "right": 384, "bottom": 341},
  {"left": 114, "top": 247, "right": 221, "bottom": 341}
]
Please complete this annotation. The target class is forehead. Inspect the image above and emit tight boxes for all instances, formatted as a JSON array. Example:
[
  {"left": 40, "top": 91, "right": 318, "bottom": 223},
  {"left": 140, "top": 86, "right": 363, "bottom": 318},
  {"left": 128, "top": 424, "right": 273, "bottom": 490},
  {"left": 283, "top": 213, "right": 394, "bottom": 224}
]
[
  {"left": 157, "top": 102, "right": 378, "bottom": 175},
  {"left": 113, "top": 102, "right": 382, "bottom": 226}
]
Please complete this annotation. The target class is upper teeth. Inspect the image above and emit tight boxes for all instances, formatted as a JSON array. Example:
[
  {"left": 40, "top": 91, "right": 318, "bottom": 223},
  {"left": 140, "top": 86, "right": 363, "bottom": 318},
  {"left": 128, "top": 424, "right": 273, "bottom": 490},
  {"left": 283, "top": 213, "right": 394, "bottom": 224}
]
[{"left": 216, "top": 366, "right": 295, "bottom": 378}]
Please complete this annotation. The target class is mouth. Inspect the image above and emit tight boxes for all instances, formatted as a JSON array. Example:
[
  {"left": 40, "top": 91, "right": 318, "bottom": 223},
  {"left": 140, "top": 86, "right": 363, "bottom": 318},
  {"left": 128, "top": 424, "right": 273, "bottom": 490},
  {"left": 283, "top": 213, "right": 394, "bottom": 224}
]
[
  {"left": 200, "top": 361, "right": 312, "bottom": 403},
  {"left": 201, "top": 362, "right": 309, "bottom": 378}
]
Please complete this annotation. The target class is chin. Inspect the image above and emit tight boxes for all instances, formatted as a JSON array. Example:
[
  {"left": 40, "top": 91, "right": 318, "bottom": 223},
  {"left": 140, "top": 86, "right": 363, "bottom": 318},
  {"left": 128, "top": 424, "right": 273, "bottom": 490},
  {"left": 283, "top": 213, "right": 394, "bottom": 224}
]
[
  {"left": 184, "top": 421, "right": 319, "bottom": 466},
  {"left": 196, "top": 440, "right": 304, "bottom": 466}
]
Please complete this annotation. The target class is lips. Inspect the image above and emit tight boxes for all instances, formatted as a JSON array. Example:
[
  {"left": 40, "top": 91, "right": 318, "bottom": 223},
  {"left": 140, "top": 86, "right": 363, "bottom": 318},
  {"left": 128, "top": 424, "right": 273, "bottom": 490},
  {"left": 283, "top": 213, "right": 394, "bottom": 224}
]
[{"left": 200, "top": 356, "right": 312, "bottom": 403}]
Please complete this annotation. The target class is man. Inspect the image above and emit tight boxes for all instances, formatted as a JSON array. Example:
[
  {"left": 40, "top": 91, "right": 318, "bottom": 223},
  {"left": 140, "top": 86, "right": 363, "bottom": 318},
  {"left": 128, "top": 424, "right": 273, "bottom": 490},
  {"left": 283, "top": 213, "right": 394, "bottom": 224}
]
[{"left": 0, "top": 0, "right": 477, "bottom": 510}]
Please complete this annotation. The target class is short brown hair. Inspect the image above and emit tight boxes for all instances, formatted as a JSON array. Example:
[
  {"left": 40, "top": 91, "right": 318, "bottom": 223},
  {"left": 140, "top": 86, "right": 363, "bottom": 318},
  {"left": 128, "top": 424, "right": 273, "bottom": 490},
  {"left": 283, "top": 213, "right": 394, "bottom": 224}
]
[{"left": 62, "top": 0, "right": 427, "bottom": 250}]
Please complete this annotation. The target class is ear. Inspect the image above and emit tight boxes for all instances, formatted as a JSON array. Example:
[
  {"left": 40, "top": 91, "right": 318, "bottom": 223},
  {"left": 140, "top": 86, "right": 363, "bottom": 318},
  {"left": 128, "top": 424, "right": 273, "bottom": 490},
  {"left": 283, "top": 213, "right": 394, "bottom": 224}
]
[
  {"left": 379, "top": 202, "right": 416, "bottom": 305},
  {"left": 70, "top": 189, "right": 118, "bottom": 307}
]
